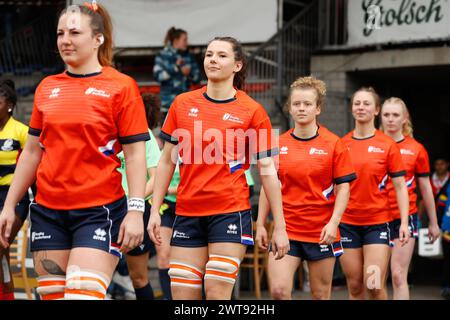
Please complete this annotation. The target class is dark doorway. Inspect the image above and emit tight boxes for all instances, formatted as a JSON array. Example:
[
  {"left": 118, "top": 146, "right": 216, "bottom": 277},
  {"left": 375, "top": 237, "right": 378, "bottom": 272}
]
[{"left": 348, "top": 65, "right": 450, "bottom": 163}]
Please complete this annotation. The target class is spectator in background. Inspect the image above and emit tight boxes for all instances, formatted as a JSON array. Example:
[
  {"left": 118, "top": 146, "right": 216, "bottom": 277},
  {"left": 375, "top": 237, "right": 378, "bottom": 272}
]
[
  {"left": 430, "top": 157, "right": 450, "bottom": 222},
  {"left": 419, "top": 157, "right": 450, "bottom": 229},
  {"left": 153, "top": 27, "right": 201, "bottom": 121},
  {"left": 431, "top": 158, "right": 450, "bottom": 195},
  {"left": 438, "top": 179, "right": 450, "bottom": 299},
  {"left": 0, "top": 80, "right": 30, "bottom": 300}
]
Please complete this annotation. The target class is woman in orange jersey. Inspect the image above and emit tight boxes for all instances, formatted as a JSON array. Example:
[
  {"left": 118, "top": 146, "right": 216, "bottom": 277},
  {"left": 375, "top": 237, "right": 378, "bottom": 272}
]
[
  {"left": 0, "top": 2, "right": 148, "bottom": 300},
  {"left": 256, "top": 77, "right": 356, "bottom": 300},
  {"left": 148, "top": 37, "right": 289, "bottom": 300},
  {"left": 339, "top": 87, "right": 410, "bottom": 300},
  {"left": 380, "top": 97, "right": 440, "bottom": 299}
]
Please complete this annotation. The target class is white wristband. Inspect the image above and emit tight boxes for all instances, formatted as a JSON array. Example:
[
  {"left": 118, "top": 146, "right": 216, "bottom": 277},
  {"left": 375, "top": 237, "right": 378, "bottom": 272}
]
[{"left": 128, "top": 198, "right": 145, "bottom": 213}]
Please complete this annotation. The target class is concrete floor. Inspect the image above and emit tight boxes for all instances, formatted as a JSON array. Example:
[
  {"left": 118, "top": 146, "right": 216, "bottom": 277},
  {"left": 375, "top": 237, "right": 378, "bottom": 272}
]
[{"left": 238, "top": 285, "right": 446, "bottom": 300}]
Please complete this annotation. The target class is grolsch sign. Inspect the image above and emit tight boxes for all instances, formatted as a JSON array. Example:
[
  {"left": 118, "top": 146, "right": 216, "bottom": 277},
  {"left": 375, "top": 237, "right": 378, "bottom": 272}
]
[{"left": 347, "top": 0, "right": 450, "bottom": 46}]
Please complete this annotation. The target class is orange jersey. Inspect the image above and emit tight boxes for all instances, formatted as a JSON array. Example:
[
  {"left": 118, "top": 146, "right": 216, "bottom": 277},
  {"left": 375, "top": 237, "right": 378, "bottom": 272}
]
[
  {"left": 29, "top": 67, "right": 149, "bottom": 210},
  {"left": 341, "top": 130, "right": 406, "bottom": 226},
  {"left": 386, "top": 136, "right": 430, "bottom": 220},
  {"left": 278, "top": 126, "right": 356, "bottom": 243},
  {"left": 161, "top": 87, "right": 277, "bottom": 216}
]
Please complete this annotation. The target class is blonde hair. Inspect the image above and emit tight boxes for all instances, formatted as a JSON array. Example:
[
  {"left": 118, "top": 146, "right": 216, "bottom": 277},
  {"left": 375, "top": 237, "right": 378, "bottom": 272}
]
[
  {"left": 380, "top": 97, "right": 414, "bottom": 137},
  {"left": 284, "top": 76, "right": 326, "bottom": 113}
]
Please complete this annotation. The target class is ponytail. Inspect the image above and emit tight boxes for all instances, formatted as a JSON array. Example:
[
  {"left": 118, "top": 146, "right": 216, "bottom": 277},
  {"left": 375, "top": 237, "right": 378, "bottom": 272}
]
[
  {"left": 93, "top": 4, "right": 113, "bottom": 66},
  {"left": 60, "top": 2, "right": 114, "bottom": 66},
  {"left": 164, "top": 27, "right": 187, "bottom": 47}
]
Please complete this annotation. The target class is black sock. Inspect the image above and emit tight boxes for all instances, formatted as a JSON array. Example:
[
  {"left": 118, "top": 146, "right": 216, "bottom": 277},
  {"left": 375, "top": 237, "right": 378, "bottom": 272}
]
[
  {"left": 134, "top": 283, "right": 154, "bottom": 300},
  {"left": 159, "top": 268, "right": 172, "bottom": 300}
]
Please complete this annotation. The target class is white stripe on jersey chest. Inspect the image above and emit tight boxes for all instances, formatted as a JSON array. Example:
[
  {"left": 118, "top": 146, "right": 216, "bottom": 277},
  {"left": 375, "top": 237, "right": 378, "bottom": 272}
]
[
  {"left": 182, "top": 104, "right": 250, "bottom": 131},
  {"left": 279, "top": 142, "right": 333, "bottom": 180},
  {"left": 349, "top": 141, "right": 387, "bottom": 173},
  {"left": 40, "top": 84, "right": 116, "bottom": 125}
]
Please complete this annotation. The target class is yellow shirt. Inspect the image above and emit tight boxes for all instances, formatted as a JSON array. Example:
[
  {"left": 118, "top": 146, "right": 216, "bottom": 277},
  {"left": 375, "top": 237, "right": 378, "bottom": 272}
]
[{"left": 0, "top": 117, "right": 28, "bottom": 186}]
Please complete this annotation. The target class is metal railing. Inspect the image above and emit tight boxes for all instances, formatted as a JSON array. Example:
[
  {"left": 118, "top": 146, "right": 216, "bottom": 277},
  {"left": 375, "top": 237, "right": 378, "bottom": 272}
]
[
  {"left": 318, "top": 0, "right": 348, "bottom": 49},
  {"left": 245, "top": 1, "right": 319, "bottom": 130}
]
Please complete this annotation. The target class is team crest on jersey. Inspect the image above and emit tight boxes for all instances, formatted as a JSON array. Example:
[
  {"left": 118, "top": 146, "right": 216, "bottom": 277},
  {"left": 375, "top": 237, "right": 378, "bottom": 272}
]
[
  {"left": 1, "top": 139, "right": 14, "bottom": 151},
  {"left": 223, "top": 113, "right": 244, "bottom": 124},
  {"left": 368, "top": 146, "right": 385, "bottom": 153},
  {"left": 49, "top": 88, "right": 60, "bottom": 98},
  {"left": 309, "top": 147, "right": 328, "bottom": 155},
  {"left": 280, "top": 146, "right": 289, "bottom": 155},
  {"left": 85, "top": 87, "right": 110, "bottom": 98},
  {"left": 400, "top": 149, "right": 415, "bottom": 155},
  {"left": 188, "top": 108, "right": 199, "bottom": 117}
]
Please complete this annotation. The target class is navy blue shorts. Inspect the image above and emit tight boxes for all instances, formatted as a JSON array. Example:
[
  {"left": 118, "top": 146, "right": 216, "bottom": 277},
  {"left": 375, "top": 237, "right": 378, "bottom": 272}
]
[
  {"left": 389, "top": 213, "right": 419, "bottom": 240},
  {"left": 160, "top": 199, "right": 176, "bottom": 229},
  {"left": 170, "top": 209, "right": 254, "bottom": 248},
  {"left": 339, "top": 222, "right": 392, "bottom": 248},
  {"left": 30, "top": 196, "right": 127, "bottom": 258},
  {"left": 285, "top": 240, "right": 344, "bottom": 261},
  {"left": 127, "top": 201, "right": 156, "bottom": 257},
  {"left": 0, "top": 186, "right": 30, "bottom": 221}
]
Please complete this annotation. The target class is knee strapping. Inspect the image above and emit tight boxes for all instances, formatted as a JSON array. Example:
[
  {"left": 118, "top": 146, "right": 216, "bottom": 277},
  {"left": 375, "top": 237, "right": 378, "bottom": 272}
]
[
  {"left": 36, "top": 275, "right": 66, "bottom": 300},
  {"left": 64, "top": 270, "right": 109, "bottom": 300},
  {"left": 168, "top": 261, "right": 204, "bottom": 289},
  {"left": 204, "top": 255, "right": 240, "bottom": 285}
]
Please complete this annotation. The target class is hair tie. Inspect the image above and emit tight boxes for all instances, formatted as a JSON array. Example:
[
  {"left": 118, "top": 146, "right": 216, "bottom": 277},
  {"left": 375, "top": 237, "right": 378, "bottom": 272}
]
[{"left": 83, "top": 0, "right": 98, "bottom": 11}]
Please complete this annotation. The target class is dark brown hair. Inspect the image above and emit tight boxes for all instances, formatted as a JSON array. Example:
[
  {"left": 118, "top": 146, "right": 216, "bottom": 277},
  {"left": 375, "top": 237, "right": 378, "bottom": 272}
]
[
  {"left": 164, "top": 27, "right": 187, "bottom": 47},
  {"left": 60, "top": 3, "right": 114, "bottom": 66},
  {"left": 207, "top": 37, "right": 247, "bottom": 90},
  {"left": 142, "top": 93, "right": 161, "bottom": 129},
  {"left": 351, "top": 87, "right": 381, "bottom": 110}
]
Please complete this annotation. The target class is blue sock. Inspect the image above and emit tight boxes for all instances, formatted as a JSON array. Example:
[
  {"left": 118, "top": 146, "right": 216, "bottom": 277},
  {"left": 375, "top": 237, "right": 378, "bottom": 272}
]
[
  {"left": 134, "top": 283, "right": 154, "bottom": 300},
  {"left": 159, "top": 268, "right": 172, "bottom": 300}
]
